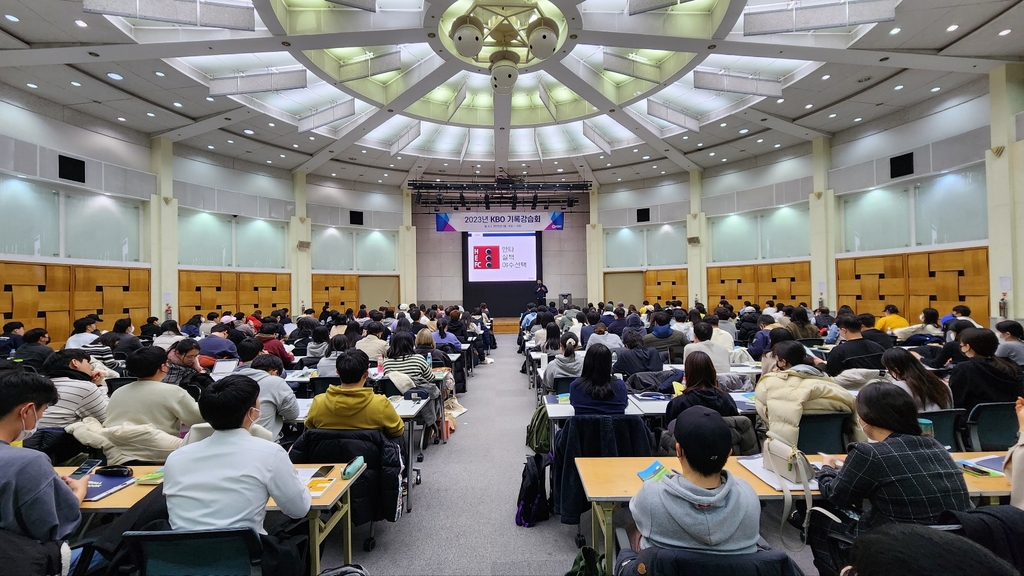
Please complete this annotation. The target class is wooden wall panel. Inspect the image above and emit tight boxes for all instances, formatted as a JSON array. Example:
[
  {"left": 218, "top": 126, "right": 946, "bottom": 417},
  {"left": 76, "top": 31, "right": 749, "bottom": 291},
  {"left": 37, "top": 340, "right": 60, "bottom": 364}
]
[
  {"left": 643, "top": 269, "right": 688, "bottom": 304},
  {"left": 237, "top": 273, "right": 291, "bottom": 314},
  {"left": 756, "top": 262, "right": 811, "bottom": 306},
  {"left": 707, "top": 265, "right": 760, "bottom": 305},
  {"left": 312, "top": 274, "right": 360, "bottom": 312},
  {"left": 179, "top": 271, "right": 238, "bottom": 316},
  {"left": 73, "top": 266, "right": 151, "bottom": 333},
  {"left": 0, "top": 262, "right": 73, "bottom": 347},
  {"left": 603, "top": 272, "right": 644, "bottom": 310},
  {"left": 836, "top": 255, "right": 907, "bottom": 316},
  {"left": 906, "top": 247, "right": 989, "bottom": 321}
]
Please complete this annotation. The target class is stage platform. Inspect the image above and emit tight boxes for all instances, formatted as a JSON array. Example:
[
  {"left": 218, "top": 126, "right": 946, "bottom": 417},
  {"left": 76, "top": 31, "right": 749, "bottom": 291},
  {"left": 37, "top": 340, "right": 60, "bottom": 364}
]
[{"left": 492, "top": 318, "right": 521, "bottom": 334}]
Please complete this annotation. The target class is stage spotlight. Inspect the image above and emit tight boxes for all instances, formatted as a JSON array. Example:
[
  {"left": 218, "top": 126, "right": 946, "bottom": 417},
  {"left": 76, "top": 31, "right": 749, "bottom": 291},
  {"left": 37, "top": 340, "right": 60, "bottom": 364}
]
[
  {"left": 414, "top": 191, "right": 422, "bottom": 205},
  {"left": 450, "top": 15, "right": 484, "bottom": 58},
  {"left": 484, "top": 193, "right": 491, "bottom": 210},
  {"left": 511, "top": 193, "right": 518, "bottom": 210},
  {"left": 435, "top": 193, "right": 444, "bottom": 205},
  {"left": 526, "top": 17, "right": 559, "bottom": 59},
  {"left": 489, "top": 51, "right": 520, "bottom": 95},
  {"left": 531, "top": 193, "right": 538, "bottom": 210},
  {"left": 459, "top": 192, "right": 467, "bottom": 208}
]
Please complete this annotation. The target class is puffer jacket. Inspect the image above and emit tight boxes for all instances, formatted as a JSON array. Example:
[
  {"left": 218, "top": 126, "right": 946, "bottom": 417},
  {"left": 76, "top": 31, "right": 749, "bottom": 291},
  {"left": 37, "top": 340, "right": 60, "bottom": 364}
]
[
  {"left": 753, "top": 364, "right": 866, "bottom": 446},
  {"left": 66, "top": 417, "right": 183, "bottom": 464},
  {"left": 736, "top": 312, "right": 762, "bottom": 342}
]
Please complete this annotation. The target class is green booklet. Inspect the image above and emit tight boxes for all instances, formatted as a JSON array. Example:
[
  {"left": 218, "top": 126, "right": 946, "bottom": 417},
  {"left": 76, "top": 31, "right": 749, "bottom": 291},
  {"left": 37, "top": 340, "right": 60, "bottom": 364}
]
[{"left": 637, "top": 461, "right": 670, "bottom": 482}]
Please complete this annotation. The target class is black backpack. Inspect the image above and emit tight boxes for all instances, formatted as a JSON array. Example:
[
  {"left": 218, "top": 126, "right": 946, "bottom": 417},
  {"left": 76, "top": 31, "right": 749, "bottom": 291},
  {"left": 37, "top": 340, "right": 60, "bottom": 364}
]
[{"left": 515, "top": 453, "right": 552, "bottom": 527}]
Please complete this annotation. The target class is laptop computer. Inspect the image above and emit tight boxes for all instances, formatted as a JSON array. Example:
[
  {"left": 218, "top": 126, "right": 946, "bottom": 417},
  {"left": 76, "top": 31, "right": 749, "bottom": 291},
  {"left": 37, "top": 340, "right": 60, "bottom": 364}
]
[{"left": 210, "top": 358, "right": 239, "bottom": 381}]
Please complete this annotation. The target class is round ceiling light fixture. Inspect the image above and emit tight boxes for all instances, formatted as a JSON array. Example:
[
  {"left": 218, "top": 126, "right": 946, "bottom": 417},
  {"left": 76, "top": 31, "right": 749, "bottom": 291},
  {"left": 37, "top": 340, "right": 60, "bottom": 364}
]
[
  {"left": 526, "top": 17, "right": 559, "bottom": 59},
  {"left": 490, "top": 50, "right": 520, "bottom": 95},
  {"left": 450, "top": 15, "right": 485, "bottom": 58}
]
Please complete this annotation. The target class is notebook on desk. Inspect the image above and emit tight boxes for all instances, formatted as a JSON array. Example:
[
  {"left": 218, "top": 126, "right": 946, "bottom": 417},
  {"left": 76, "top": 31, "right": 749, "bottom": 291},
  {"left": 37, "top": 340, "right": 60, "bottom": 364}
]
[
  {"left": 210, "top": 359, "right": 239, "bottom": 381},
  {"left": 85, "top": 475, "right": 137, "bottom": 502}
]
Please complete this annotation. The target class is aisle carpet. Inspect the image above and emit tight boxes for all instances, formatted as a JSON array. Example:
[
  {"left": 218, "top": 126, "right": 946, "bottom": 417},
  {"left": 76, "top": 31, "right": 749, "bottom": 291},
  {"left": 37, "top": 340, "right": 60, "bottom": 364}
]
[{"left": 319, "top": 334, "right": 817, "bottom": 575}]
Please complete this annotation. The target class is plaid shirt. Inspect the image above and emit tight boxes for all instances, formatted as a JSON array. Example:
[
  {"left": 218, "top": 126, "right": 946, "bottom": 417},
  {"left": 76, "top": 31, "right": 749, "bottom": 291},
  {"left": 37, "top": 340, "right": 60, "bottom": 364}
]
[{"left": 817, "top": 433, "right": 972, "bottom": 528}]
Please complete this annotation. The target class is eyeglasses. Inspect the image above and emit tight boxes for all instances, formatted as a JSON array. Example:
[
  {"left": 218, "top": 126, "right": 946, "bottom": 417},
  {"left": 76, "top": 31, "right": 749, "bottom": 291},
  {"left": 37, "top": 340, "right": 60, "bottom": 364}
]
[{"left": 183, "top": 353, "right": 199, "bottom": 361}]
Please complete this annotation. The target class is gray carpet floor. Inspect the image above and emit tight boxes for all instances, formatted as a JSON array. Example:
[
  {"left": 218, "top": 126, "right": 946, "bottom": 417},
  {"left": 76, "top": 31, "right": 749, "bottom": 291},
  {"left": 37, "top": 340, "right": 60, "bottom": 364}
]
[{"left": 320, "top": 334, "right": 818, "bottom": 575}]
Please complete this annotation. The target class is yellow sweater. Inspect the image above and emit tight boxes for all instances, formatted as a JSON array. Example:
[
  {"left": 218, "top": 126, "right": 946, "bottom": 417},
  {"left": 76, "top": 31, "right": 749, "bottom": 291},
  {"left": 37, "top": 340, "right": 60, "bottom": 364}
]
[
  {"left": 875, "top": 314, "right": 910, "bottom": 333},
  {"left": 304, "top": 387, "right": 405, "bottom": 438}
]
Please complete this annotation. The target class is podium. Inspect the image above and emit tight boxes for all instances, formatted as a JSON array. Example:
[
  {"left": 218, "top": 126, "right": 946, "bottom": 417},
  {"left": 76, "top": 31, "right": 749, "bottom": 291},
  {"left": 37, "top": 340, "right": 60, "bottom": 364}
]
[{"left": 559, "top": 293, "right": 572, "bottom": 307}]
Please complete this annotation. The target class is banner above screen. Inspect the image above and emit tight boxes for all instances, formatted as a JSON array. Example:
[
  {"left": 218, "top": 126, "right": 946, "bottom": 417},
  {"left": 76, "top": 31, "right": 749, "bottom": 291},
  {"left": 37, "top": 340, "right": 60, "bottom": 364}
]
[{"left": 436, "top": 212, "right": 563, "bottom": 232}]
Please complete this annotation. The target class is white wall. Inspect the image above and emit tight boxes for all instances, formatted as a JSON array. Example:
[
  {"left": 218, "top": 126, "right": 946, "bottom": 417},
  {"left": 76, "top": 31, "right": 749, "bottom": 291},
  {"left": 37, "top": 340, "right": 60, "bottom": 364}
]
[{"left": 541, "top": 210, "right": 588, "bottom": 304}]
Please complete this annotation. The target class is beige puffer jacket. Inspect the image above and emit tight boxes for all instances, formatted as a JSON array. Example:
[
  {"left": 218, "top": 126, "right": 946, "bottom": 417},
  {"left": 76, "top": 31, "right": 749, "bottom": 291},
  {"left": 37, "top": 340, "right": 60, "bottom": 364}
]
[{"left": 754, "top": 365, "right": 867, "bottom": 446}]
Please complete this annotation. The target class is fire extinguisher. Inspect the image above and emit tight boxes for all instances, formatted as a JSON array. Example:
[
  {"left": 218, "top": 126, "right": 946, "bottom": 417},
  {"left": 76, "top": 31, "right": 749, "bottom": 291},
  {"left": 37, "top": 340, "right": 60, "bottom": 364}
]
[
  {"left": 818, "top": 293, "right": 825, "bottom": 310},
  {"left": 999, "top": 293, "right": 1008, "bottom": 319},
  {"left": 165, "top": 303, "right": 173, "bottom": 321}
]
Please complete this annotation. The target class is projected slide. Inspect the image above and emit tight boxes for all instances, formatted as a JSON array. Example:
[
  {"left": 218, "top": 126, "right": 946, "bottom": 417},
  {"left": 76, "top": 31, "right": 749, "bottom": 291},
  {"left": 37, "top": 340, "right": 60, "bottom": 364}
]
[{"left": 467, "top": 232, "right": 537, "bottom": 282}]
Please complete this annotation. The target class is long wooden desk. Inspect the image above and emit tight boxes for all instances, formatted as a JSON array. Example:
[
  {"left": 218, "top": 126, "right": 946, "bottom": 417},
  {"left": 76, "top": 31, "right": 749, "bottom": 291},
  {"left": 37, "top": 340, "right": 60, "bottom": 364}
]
[
  {"left": 58, "top": 463, "right": 364, "bottom": 576},
  {"left": 575, "top": 451, "right": 1010, "bottom": 576}
]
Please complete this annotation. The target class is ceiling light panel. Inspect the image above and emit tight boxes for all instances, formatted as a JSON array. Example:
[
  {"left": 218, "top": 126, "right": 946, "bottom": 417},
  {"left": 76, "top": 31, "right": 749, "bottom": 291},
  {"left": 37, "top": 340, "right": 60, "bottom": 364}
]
[
  {"left": 582, "top": 121, "right": 612, "bottom": 155},
  {"left": 646, "top": 99, "right": 700, "bottom": 132},
  {"left": 743, "top": 0, "right": 897, "bottom": 35},
  {"left": 209, "top": 69, "right": 307, "bottom": 96},
  {"left": 603, "top": 52, "right": 661, "bottom": 83},
  {"left": 693, "top": 69, "right": 782, "bottom": 97},
  {"left": 627, "top": 0, "right": 686, "bottom": 17},
  {"left": 336, "top": 51, "right": 402, "bottom": 83},
  {"left": 198, "top": 2, "right": 256, "bottom": 31},
  {"left": 389, "top": 121, "right": 421, "bottom": 156},
  {"left": 297, "top": 99, "right": 356, "bottom": 133},
  {"left": 325, "top": 0, "right": 377, "bottom": 12}
]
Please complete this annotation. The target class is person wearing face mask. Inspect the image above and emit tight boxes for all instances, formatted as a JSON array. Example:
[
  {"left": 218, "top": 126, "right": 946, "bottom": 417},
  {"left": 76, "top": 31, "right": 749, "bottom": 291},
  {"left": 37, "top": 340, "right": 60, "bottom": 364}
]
[
  {"left": 811, "top": 381, "right": 972, "bottom": 576},
  {"left": 995, "top": 320, "right": 1024, "bottom": 366},
  {"left": 893, "top": 307, "right": 944, "bottom": 344},
  {"left": 0, "top": 370, "right": 90, "bottom": 575}
]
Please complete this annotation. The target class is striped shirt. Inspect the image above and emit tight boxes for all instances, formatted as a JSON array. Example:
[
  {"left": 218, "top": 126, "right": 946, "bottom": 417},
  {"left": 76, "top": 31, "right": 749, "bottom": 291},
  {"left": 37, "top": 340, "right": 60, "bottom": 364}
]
[
  {"left": 80, "top": 343, "right": 119, "bottom": 369},
  {"left": 382, "top": 355, "right": 431, "bottom": 383},
  {"left": 37, "top": 377, "right": 108, "bottom": 428}
]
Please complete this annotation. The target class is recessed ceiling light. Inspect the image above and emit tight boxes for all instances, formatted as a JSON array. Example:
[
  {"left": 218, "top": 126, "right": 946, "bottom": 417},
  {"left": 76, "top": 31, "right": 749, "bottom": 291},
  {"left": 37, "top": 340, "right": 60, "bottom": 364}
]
[
  {"left": 931, "top": 87, "right": 941, "bottom": 92},
  {"left": 599, "top": 155, "right": 604, "bottom": 159},
  {"left": 244, "top": 129, "right": 255, "bottom": 134},
  {"left": 553, "top": 161, "right": 558, "bottom": 165},
  {"left": 756, "top": 139, "right": 763, "bottom": 143},
  {"left": 206, "top": 97, "right": 214, "bottom": 102},
  {"left": 829, "top": 113, "right": 837, "bottom": 118},
  {"left": 719, "top": 122, "right": 727, "bottom": 127},
  {"left": 617, "top": 178, "right": 622, "bottom": 181},
  {"left": 774, "top": 144, "right": 781, "bottom": 148},
  {"left": 4, "top": 14, "right": 19, "bottom": 22},
  {"left": 292, "top": 144, "right": 298, "bottom": 148},
  {"left": 279, "top": 154, "right": 285, "bottom": 158},
  {"left": 331, "top": 173, "right": 336, "bottom": 176},
  {"left": 633, "top": 149, "right": 638, "bottom": 153},
  {"left": 521, "top": 163, "right": 526, "bottom": 166},
  {"left": 557, "top": 168, "right": 563, "bottom": 172},
  {"left": 475, "top": 170, "right": 480, "bottom": 174},
  {"left": 561, "top": 178, "right": 565, "bottom": 181},
  {"left": 266, "top": 160, "right": 272, "bottom": 164},
  {"left": 383, "top": 173, "right": 388, "bottom": 177},
  {"left": 397, "top": 156, "right": 402, "bottom": 160},
  {"left": 721, "top": 159, "right": 727, "bottom": 162},
  {"left": 172, "top": 102, "right": 182, "bottom": 107},
  {"left": 854, "top": 117, "right": 862, "bottom": 122},
  {"left": 117, "top": 117, "right": 126, "bottom": 122},
  {"left": 309, "top": 136, "right": 315, "bottom": 140},
  {"left": 146, "top": 112, "right": 155, "bottom": 117},
  {"left": 522, "top": 171, "right": 527, "bottom": 174},
  {"left": 642, "top": 155, "right": 650, "bottom": 160},
  {"left": 75, "top": 19, "right": 88, "bottom": 27},
  {"left": 660, "top": 171, "right": 665, "bottom": 174},
  {"left": 999, "top": 29, "right": 1012, "bottom": 36},
  {"left": 652, "top": 165, "right": 657, "bottom": 168},
  {"left": 709, "top": 152, "right": 716, "bottom": 156},
  {"left": 805, "top": 104, "right": 814, "bottom": 109},
  {"left": 889, "top": 27, "right": 901, "bottom": 35},
  {"left": 268, "top": 122, "right": 275, "bottom": 127},
  {"left": 207, "top": 145, "right": 215, "bottom": 149},
  {"left": 946, "top": 24, "right": 959, "bottom": 32},
  {"left": 70, "top": 81, "right": 81, "bottom": 87},
  {"left": 107, "top": 73, "right": 123, "bottom": 80},
  {"left": 739, "top": 129, "right": 749, "bottom": 134},
  {"left": 378, "top": 180, "right": 383, "bottom": 183},
  {"left": 776, "top": 98, "right": 785, "bottom": 103},
  {"left": 389, "top": 164, "right": 394, "bottom": 167},
  {"left": 697, "top": 143, "right": 703, "bottom": 147},
  {"left": 227, "top": 140, "right": 234, "bottom": 143},
  {"left": 476, "top": 165, "right": 481, "bottom": 167},
  {"left": 444, "top": 163, "right": 448, "bottom": 166},
  {"left": 154, "top": 71, "right": 165, "bottom": 77},
  {"left": 821, "top": 74, "right": 831, "bottom": 80},
  {"left": 606, "top": 163, "right": 611, "bottom": 166},
  {"left": 894, "top": 85, "right": 904, "bottom": 90},
  {"left": 682, "top": 136, "right": 688, "bottom": 140},
  {"left": 25, "top": 83, "right": 36, "bottom": 89}
]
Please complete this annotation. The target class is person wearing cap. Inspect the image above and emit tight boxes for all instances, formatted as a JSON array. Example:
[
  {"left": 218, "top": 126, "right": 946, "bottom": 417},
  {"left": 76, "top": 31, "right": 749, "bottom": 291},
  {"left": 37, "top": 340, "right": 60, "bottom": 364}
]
[
  {"left": 64, "top": 317, "right": 100, "bottom": 350},
  {"left": 626, "top": 405, "right": 760, "bottom": 553},
  {"left": 599, "top": 303, "right": 616, "bottom": 327},
  {"left": 875, "top": 304, "right": 910, "bottom": 333}
]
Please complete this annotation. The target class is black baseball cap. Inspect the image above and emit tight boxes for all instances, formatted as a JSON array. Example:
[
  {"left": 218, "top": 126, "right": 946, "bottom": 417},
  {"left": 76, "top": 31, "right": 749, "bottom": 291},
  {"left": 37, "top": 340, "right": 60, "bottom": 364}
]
[
  {"left": 673, "top": 406, "right": 732, "bottom": 472},
  {"left": 882, "top": 304, "right": 899, "bottom": 314}
]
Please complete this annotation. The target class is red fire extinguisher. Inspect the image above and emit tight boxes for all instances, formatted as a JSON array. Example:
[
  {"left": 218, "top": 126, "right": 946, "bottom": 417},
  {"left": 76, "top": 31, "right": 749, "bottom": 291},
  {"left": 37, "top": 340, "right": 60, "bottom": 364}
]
[
  {"left": 165, "top": 303, "right": 173, "bottom": 321},
  {"left": 999, "top": 293, "right": 1008, "bottom": 319}
]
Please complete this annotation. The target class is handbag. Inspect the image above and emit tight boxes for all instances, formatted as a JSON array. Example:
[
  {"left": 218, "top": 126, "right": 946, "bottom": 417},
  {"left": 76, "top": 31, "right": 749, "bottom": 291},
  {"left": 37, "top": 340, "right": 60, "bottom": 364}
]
[{"left": 762, "top": 431, "right": 842, "bottom": 551}]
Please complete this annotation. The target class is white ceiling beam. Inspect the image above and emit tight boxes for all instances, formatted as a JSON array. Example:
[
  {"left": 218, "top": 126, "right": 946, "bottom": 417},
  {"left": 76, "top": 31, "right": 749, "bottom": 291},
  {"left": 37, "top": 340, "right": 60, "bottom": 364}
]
[
  {"left": 295, "top": 59, "right": 460, "bottom": 173},
  {"left": 582, "top": 30, "right": 1011, "bottom": 74},
  {"left": 548, "top": 61, "right": 701, "bottom": 172},
  {"left": 208, "top": 68, "right": 307, "bottom": 96},
  {"left": 389, "top": 121, "right": 421, "bottom": 156},
  {"left": 733, "top": 108, "right": 833, "bottom": 140},
  {"left": 459, "top": 129, "right": 471, "bottom": 164},
  {"left": 0, "top": 28, "right": 425, "bottom": 68},
  {"left": 493, "top": 92, "right": 512, "bottom": 174},
  {"left": 154, "top": 106, "right": 254, "bottom": 141}
]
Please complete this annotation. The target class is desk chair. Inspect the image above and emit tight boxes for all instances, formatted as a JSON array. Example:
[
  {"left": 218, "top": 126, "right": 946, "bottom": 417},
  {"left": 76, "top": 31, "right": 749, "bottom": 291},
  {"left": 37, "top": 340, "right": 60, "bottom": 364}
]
[
  {"left": 310, "top": 376, "right": 340, "bottom": 396},
  {"left": 919, "top": 408, "right": 965, "bottom": 450},
  {"left": 841, "top": 352, "right": 884, "bottom": 371},
  {"left": 798, "top": 338, "right": 824, "bottom": 347},
  {"left": 796, "top": 412, "right": 849, "bottom": 455},
  {"left": 613, "top": 528, "right": 802, "bottom": 576},
  {"left": 553, "top": 377, "right": 575, "bottom": 396},
  {"left": 966, "top": 402, "right": 1017, "bottom": 451},
  {"left": 122, "top": 528, "right": 262, "bottom": 576},
  {"left": 105, "top": 377, "right": 137, "bottom": 397}
]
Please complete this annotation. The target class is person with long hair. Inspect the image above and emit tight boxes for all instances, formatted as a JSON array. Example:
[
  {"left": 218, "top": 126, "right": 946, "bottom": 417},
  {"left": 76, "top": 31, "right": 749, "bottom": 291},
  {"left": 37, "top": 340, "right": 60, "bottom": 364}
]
[
  {"left": 893, "top": 307, "right": 943, "bottom": 343},
  {"left": 153, "top": 320, "right": 186, "bottom": 351},
  {"left": 911, "top": 319, "right": 974, "bottom": 368},
  {"left": 384, "top": 331, "right": 441, "bottom": 445},
  {"left": 181, "top": 314, "right": 204, "bottom": 338},
  {"left": 812, "top": 381, "right": 972, "bottom": 575},
  {"left": 568, "top": 343, "right": 628, "bottom": 415},
  {"left": 665, "top": 351, "right": 737, "bottom": 422},
  {"left": 785, "top": 307, "right": 820, "bottom": 340},
  {"left": 316, "top": 334, "right": 350, "bottom": 377},
  {"left": 995, "top": 319, "right": 1024, "bottom": 366},
  {"left": 307, "top": 326, "right": 331, "bottom": 359},
  {"left": 414, "top": 328, "right": 451, "bottom": 369},
  {"left": 542, "top": 332, "right": 584, "bottom": 393},
  {"left": 343, "top": 320, "right": 364, "bottom": 349},
  {"left": 881, "top": 347, "right": 952, "bottom": 411},
  {"left": 539, "top": 322, "right": 561, "bottom": 353},
  {"left": 760, "top": 327, "right": 796, "bottom": 376},
  {"left": 431, "top": 316, "right": 461, "bottom": 350},
  {"left": 949, "top": 328, "right": 1024, "bottom": 414}
]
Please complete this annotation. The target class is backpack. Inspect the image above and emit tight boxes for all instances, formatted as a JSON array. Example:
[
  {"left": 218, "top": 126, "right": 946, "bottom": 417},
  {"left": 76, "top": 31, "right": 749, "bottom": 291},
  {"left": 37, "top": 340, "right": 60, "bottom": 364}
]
[
  {"left": 515, "top": 453, "right": 552, "bottom": 527},
  {"left": 526, "top": 404, "right": 550, "bottom": 454},
  {"left": 903, "top": 333, "right": 944, "bottom": 346}
]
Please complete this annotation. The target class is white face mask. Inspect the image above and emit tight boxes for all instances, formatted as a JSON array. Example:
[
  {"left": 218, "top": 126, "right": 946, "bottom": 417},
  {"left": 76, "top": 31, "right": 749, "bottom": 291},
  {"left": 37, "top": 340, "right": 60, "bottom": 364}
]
[
  {"left": 16, "top": 407, "right": 38, "bottom": 442},
  {"left": 919, "top": 315, "right": 925, "bottom": 322}
]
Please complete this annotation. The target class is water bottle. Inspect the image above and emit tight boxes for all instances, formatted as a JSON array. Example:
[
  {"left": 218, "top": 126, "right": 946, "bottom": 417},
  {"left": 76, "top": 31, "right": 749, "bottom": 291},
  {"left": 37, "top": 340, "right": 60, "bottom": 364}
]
[{"left": 377, "top": 353, "right": 384, "bottom": 376}]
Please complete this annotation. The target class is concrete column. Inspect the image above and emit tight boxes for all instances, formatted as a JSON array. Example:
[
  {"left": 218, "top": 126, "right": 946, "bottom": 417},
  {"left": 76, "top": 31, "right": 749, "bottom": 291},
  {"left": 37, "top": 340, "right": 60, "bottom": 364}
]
[
  {"left": 288, "top": 171, "right": 312, "bottom": 312},
  {"left": 808, "top": 136, "right": 838, "bottom": 310},
  {"left": 398, "top": 186, "right": 417, "bottom": 304},
  {"left": 147, "top": 137, "right": 178, "bottom": 317},
  {"left": 585, "top": 187, "right": 604, "bottom": 304},
  {"left": 686, "top": 170, "right": 707, "bottom": 305}
]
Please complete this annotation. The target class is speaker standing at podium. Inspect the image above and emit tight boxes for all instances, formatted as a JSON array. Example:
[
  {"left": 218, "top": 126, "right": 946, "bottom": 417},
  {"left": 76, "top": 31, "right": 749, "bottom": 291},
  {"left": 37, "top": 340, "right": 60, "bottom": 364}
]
[{"left": 534, "top": 279, "right": 548, "bottom": 304}]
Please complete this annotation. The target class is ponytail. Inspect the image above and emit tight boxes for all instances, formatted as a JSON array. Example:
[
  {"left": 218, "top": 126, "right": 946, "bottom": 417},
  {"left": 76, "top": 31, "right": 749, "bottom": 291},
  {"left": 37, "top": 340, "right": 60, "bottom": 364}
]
[
  {"left": 437, "top": 317, "right": 449, "bottom": 338},
  {"left": 560, "top": 332, "right": 578, "bottom": 360}
]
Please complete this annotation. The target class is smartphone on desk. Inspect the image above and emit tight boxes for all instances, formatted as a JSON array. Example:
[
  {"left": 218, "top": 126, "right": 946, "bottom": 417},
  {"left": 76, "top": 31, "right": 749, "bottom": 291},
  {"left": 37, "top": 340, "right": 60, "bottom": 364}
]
[
  {"left": 69, "top": 459, "right": 102, "bottom": 480},
  {"left": 312, "top": 465, "right": 335, "bottom": 478}
]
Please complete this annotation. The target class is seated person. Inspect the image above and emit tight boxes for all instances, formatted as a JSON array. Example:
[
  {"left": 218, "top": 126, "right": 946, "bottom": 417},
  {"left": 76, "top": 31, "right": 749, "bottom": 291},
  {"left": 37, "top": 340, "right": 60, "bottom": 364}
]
[
  {"left": 568, "top": 343, "right": 628, "bottom": 415},
  {"left": 785, "top": 307, "right": 821, "bottom": 340},
  {"left": 305, "top": 350, "right": 405, "bottom": 438},
  {"left": 881, "top": 347, "right": 952, "bottom": 412},
  {"left": 874, "top": 304, "right": 910, "bottom": 333},
  {"left": 255, "top": 322, "right": 294, "bottom": 366},
  {"left": 163, "top": 375, "right": 311, "bottom": 536},
  {"left": 995, "top": 319, "right": 1024, "bottom": 366},
  {"left": 36, "top": 349, "right": 107, "bottom": 428},
  {"left": 822, "top": 315, "right": 886, "bottom": 377},
  {"left": 316, "top": 335, "right": 350, "bottom": 378},
  {"left": 1007, "top": 397, "right": 1024, "bottom": 510},
  {"left": 823, "top": 305, "right": 854, "bottom": 345},
  {"left": 813, "top": 381, "right": 972, "bottom": 575},
  {"left": 139, "top": 316, "right": 162, "bottom": 339},
  {"left": 0, "top": 321, "right": 25, "bottom": 356},
  {"left": 704, "top": 315, "right": 735, "bottom": 350},
  {"left": 105, "top": 347, "right": 204, "bottom": 436},
  {"left": 199, "top": 312, "right": 219, "bottom": 336},
  {"left": 235, "top": 354, "right": 299, "bottom": 441},
  {"left": 844, "top": 523, "right": 1018, "bottom": 576},
  {"left": 682, "top": 323, "right": 732, "bottom": 374},
  {"left": 613, "top": 330, "right": 663, "bottom": 378},
  {"left": 382, "top": 332, "right": 440, "bottom": 443},
  {"left": 586, "top": 323, "right": 623, "bottom": 351},
  {"left": 760, "top": 328, "right": 800, "bottom": 376},
  {"left": 665, "top": 351, "right": 738, "bottom": 423},
  {"left": 356, "top": 321, "right": 390, "bottom": 359},
  {"left": 163, "top": 338, "right": 205, "bottom": 386},
  {"left": 893, "top": 307, "right": 944, "bottom": 343},
  {"left": 754, "top": 341, "right": 860, "bottom": 446},
  {"left": 152, "top": 320, "right": 186, "bottom": 351},
  {"left": 580, "top": 312, "right": 600, "bottom": 348},
  {"left": 13, "top": 328, "right": 54, "bottom": 372},
  {"left": 858, "top": 313, "right": 894, "bottom": 350},
  {"left": 305, "top": 326, "right": 331, "bottom": 360},
  {"left": 80, "top": 331, "right": 122, "bottom": 370},
  {"left": 198, "top": 323, "right": 239, "bottom": 359},
  {"left": 910, "top": 319, "right": 974, "bottom": 368},
  {"left": 110, "top": 318, "right": 143, "bottom": 354},
  {"left": 64, "top": 317, "right": 100, "bottom": 350},
  {"left": 642, "top": 311, "right": 688, "bottom": 354},
  {"left": 542, "top": 332, "right": 584, "bottom": 393},
  {"left": 607, "top": 307, "right": 629, "bottom": 336},
  {"left": 0, "top": 371, "right": 90, "bottom": 574},
  {"left": 414, "top": 328, "right": 452, "bottom": 369},
  {"left": 181, "top": 315, "right": 203, "bottom": 338},
  {"left": 746, "top": 315, "right": 780, "bottom": 360},
  {"left": 626, "top": 406, "right": 759, "bottom": 553},
  {"left": 949, "top": 328, "right": 1024, "bottom": 415}
]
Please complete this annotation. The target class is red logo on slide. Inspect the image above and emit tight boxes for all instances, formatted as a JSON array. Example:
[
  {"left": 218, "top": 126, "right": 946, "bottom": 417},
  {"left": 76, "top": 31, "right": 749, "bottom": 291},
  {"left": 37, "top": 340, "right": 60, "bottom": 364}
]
[{"left": 473, "top": 246, "right": 500, "bottom": 270}]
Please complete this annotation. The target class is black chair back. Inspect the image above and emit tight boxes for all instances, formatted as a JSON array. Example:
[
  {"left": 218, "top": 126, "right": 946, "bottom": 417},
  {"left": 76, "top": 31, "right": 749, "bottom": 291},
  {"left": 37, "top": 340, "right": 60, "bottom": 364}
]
[
  {"left": 106, "top": 377, "right": 137, "bottom": 397},
  {"left": 310, "top": 376, "right": 340, "bottom": 396},
  {"left": 616, "top": 545, "right": 802, "bottom": 576},
  {"left": 553, "top": 377, "right": 575, "bottom": 395},
  {"left": 797, "top": 412, "right": 849, "bottom": 454},
  {"left": 798, "top": 338, "right": 824, "bottom": 346},
  {"left": 841, "top": 352, "right": 884, "bottom": 371},
  {"left": 379, "top": 377, "right": 404, "bottom": 398},
  {"left": 919, "top": 408, "right": 966, "bottom": 450},
  {"left": 122, "top": 528, "right": 261, "bottom": 576},
  {"left": 967, "top": 402, "right": 1018, "bottom": 451}
]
